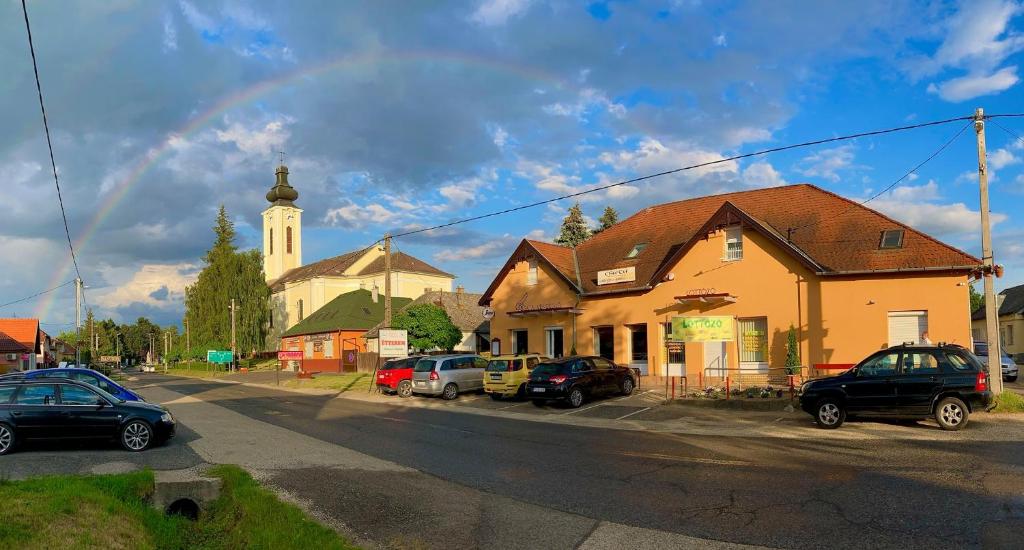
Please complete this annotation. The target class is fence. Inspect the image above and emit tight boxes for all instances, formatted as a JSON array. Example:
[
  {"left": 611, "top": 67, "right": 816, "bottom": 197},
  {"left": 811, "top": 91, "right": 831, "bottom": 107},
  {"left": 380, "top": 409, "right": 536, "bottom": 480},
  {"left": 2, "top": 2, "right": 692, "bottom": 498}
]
[{"left": 356, "top": 352, "right": 380, "bottom": 373}]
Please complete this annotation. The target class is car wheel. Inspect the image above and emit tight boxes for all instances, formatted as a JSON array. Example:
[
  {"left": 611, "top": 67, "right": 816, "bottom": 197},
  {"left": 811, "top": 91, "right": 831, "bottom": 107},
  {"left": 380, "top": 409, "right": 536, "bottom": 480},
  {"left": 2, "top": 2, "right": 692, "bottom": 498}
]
[
  {"left": 532, "top": 399, "right": 545, "bottom": 407},
  {"left": 935, "top": 397, "right": 969, "bottom": 431},
  {"left": 814, "top": 398, "right": 845, "bottom": 429},
  {"left": 0, "top": 423, "right": 14, "bottom": 455},
  {"left": 121, "top": 420, "right": 153, "bottom": 452},
  {"left": 621, "top": 376, "right": 635, "bottom": 396},
  {"left": 489, "top": 393, "right": 502, "bottom": 401},
  {"left": 397, "top": 381, "right": 413, "bottom": 398},
  {"left": 516, "top": 384, "right": 527, "bottom": 400},
  {"left": 441, "top": 383, "right": 459, "bottom": 401},
  {"left": 568, "top": 387, "right": 585, "bottom": 408}
]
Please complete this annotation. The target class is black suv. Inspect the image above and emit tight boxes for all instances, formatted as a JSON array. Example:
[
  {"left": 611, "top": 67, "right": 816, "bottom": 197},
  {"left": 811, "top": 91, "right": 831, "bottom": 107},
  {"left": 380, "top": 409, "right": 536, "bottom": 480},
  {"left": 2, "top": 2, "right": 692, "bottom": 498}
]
[
  {"left": 526, "top": 356, "right": 636, "bottom": 408},
  {"left": 799, "top": 344, "right": 993, "bottom": 431}
]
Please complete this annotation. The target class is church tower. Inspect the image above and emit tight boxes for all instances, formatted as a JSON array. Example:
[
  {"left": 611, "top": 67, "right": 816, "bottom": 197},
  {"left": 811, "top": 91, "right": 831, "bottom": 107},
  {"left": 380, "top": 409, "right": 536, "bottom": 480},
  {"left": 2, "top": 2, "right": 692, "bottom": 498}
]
[{"left": 263, "top": 164, "right": 302, "bottom": 282}]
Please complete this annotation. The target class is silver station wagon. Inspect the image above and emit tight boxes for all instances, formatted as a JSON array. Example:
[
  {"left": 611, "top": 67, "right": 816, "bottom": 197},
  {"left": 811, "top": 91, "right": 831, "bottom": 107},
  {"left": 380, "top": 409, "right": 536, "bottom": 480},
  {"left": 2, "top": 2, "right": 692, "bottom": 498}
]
[{"left": 411, "top": 354, "right": 488, "bottom": 400}]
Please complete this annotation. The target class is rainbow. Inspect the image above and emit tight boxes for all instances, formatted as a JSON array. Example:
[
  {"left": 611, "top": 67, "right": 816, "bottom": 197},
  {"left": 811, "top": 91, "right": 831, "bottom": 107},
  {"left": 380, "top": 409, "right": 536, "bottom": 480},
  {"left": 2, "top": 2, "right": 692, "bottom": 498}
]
[{"left": 35, "top": 49, "right": 585, "bottom": 321}]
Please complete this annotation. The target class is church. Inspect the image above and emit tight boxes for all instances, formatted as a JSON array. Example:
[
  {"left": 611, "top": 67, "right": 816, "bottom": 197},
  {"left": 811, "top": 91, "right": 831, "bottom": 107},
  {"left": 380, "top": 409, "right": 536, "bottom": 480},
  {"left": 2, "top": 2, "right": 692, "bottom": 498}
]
[{"left": 262, "top": 163, "right": 456, "bottom": 346}]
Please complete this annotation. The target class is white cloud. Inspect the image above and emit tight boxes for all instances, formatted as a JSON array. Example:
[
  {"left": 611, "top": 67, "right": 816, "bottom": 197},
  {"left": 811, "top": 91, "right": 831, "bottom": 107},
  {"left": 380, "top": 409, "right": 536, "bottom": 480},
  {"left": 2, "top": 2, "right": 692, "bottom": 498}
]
[
  {"left": 873, "top": 199, "right": 1007, "bottom": 237},
  {"left": 162, "top": 13, "right": 178, "bottom": 51},
  {"left": 92, "top": 262, "right": 198, "bottom": 311},
  {"left": 433, "top": 235, "right": 518, "bottom": 261},
  {"left": 887, "top": 180, "right": 941, "bottom": 202},
  {"left": 215, "top": 119, "right": 291, "bottom": 157},
  {"left": 796, "top": 145, "right": 856, "bottom": 183},
  {"left": 323, "top": 202, "right": 401, "bottom": 228},
  {"left": 926, "top": 66, "right": 1020, "bottom": 102},
  {"left": 713, "top": 32, "right": 727, "bottom": 47},
  {"left": 989, "top": 147, "right": 1020, "bottom": 169},
  {"left": 470, "top": 0, "right": 532, "bottom": 26},
  {"left": 491, "top": 126, "right": 509, "bottom": 148},
  {"left": 741, "top": 161, "right": 787, "bottom": 187},
  {"left": 543, "top": 88, "right": 626, "bottom": 120},
  {"left": 178, "top": 0, "right": 216, "bottom": 35}
]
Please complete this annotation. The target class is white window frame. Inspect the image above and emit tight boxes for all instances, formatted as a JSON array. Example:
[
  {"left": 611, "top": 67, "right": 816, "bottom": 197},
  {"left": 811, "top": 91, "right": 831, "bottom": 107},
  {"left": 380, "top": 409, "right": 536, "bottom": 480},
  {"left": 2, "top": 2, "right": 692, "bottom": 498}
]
[
  {"left": 527, "top": 258, "right": 538, "bottom": 286},
  {"left": 545, "top": 326, "right": 564, "bottom": 359},
  {"left": 724, "top": 226, "right": 743, "bottom": 261},
  {"left": 737, "top": 317, "right": 769, "bottom": 372}
]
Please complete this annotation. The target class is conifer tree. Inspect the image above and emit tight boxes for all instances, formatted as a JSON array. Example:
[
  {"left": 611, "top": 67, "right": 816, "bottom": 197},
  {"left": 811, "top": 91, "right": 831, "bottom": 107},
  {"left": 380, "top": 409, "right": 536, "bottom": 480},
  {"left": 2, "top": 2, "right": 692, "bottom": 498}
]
[
  {"left": 555, "top": 202, "right": 591, "bottom": 248},
  {"left": 593, "top": 206, "right": 619, "bottom": 234}
]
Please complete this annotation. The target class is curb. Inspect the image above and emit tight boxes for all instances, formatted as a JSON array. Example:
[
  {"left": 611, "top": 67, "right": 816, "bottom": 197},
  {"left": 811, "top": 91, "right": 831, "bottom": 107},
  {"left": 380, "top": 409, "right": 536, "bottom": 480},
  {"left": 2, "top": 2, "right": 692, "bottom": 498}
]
[{"left": 669, "top": 398, "right": 796, "bottom": 412}]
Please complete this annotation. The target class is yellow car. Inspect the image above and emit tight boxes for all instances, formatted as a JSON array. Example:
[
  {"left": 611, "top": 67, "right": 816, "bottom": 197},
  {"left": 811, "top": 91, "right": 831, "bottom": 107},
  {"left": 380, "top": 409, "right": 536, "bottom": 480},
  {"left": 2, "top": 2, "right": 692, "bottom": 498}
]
[{"left": 483, "top": 354, "right": 545, "bottom": 399}]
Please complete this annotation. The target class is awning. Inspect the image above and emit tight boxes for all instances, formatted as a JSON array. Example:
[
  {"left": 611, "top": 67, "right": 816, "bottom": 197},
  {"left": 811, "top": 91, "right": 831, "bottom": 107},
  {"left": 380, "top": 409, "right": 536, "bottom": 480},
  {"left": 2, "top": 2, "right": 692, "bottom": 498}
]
[
  {"left": 507, "top": 306, "right": 584, "bottom": 317},
  {"left": 674, "top": 292, "right": 737, "bottom": 305}
]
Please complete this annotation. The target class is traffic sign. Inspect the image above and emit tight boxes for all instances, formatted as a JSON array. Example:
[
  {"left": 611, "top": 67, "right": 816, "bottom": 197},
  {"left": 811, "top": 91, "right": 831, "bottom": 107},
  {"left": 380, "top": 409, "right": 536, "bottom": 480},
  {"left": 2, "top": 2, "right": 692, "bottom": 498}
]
[{"left": 207, "top": 350, "right": 233, "bottom": 364}]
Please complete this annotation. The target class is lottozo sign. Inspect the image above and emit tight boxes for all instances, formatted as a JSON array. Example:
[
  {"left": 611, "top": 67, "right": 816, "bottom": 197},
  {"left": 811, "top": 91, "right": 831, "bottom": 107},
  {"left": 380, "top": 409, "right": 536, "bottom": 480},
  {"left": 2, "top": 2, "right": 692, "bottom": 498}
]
[{"left": 671, "top": 316, "right": 735, "bottom": 342}]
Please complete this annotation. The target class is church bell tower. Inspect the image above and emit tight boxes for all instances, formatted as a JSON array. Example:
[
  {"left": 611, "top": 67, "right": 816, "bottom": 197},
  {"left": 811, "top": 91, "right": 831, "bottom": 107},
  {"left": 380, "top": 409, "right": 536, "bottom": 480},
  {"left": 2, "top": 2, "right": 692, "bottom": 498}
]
[{"left": 263, "top": 164, "right": 302, "bottom": 282}]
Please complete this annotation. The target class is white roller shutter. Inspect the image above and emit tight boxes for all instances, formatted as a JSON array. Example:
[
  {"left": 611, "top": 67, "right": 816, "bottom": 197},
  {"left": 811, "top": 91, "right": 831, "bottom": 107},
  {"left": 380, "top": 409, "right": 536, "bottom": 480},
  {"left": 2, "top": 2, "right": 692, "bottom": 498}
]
[{"left": 888, "top": 311, "right": 928, "bottom": 347}]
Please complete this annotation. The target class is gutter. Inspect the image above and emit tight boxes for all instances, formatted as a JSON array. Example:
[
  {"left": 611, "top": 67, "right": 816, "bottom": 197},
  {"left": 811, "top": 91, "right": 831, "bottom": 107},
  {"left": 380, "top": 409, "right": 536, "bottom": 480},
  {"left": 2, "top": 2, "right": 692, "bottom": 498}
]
[
  {"left": 581, "top": 285, "right": 654, "bottom": 297},
  {"left": 819, "top": 264, "right": 983, "bottom": 276}
]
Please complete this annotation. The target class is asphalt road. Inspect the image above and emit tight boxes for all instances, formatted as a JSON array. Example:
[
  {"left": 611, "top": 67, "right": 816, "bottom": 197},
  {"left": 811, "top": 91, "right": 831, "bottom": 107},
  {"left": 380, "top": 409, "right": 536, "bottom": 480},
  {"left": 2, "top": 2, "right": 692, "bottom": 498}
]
[{"left": 129, "top": 375, "right": 1024, "bottom": 550}]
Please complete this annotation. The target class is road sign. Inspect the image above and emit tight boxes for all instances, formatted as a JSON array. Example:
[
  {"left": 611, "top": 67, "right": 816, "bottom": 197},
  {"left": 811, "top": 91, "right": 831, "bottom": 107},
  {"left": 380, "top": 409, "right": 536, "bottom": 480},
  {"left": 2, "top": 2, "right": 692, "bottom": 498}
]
[
  {"left": 379, "top": 329, "right": 408, "bottom": 358},
  {"left": 207, "top": 350, "right": 233, "bottom": 364},
  {"left": 671, "top": 316, "right": 735, "bottom": 342},
  {"left": 277, "top": 350, "right": 302, "bottom": 360}
]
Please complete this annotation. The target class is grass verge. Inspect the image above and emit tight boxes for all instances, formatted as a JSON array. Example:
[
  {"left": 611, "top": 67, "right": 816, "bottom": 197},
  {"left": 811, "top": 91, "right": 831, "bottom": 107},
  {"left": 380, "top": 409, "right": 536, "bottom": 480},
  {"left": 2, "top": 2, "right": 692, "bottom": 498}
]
[
  {"left": 991, "top": 390, "right": 1024, "bottom": 413},
  {"left": 283, "top": 373, "right": 372, "bottom": 393},
  {"left": 0, "top": 466, "right": 356, "bottom": 550}
]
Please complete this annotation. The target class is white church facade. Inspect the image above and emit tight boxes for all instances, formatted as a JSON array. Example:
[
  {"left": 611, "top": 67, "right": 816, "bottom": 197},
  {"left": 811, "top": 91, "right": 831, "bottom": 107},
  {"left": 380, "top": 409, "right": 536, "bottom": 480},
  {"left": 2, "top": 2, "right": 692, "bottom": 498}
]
[{"left": 262, "top": 164, "right": 456, "bottom": 346}]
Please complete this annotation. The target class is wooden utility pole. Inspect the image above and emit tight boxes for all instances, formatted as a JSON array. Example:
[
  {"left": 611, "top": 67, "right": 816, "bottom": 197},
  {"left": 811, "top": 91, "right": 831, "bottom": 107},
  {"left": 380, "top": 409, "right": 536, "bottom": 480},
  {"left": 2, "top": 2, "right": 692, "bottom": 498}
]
[
  {"left": 975, "top": 107, "right": 1003, "bottom": 395},
  {"left": 184, "top": 318, "right": 190, "bottom": 358},
  {"left": 384, "top": 234, "right": 392, "bottom": 328},
  {"left": 74, "top": 277, "right": 82, "bottom": 366},
  {"left": 90, "top": 317, "right": 94, "bottom": 353},
  {"left": 230, "top": 298, "right": 237, "bottom": 371}
]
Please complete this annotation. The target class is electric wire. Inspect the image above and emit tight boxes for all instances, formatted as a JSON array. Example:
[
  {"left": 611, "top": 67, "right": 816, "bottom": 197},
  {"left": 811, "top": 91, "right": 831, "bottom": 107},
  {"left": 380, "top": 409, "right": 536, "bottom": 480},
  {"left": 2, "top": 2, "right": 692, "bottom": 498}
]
[
  {"left": 990, "top": 118, "right": 1024, "bottom": 148},
  {"left": 391, "top": 114, "right": 974, "bottom": 240},
  {"left": 0, "top": 280, "right": 75, "bottom": 310},
  {"left": 20, "top": 0, "right": 82, "bottom": 282}
]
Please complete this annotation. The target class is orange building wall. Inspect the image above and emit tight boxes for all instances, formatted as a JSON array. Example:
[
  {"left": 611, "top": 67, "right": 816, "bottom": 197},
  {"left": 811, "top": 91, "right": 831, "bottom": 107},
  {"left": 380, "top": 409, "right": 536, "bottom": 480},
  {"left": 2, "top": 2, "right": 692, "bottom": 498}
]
[{"left": 488, "top": 227, "right": 971, "bottom": 378}]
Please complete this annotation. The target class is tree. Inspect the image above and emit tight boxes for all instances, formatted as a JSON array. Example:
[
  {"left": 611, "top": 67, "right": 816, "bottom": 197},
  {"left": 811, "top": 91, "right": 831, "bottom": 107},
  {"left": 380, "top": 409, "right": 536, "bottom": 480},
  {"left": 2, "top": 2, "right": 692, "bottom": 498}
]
[
  {"left": 184, "top": 206, "right": 270, "bottom": 356},
  {"left": 785, "top": 324, "right": 801, "bottom": 375},
  {"left": 555, "top": 202, "right": 590, "bottom": 248},
  {"left": 592, "top": 206, "right": 619, "bottom": 234},
  {"left": 969, "top": 283, "right": 985, "bottom": 314},
  {"left": 392, "top": 304, "right": 463, "bottom": 352}
]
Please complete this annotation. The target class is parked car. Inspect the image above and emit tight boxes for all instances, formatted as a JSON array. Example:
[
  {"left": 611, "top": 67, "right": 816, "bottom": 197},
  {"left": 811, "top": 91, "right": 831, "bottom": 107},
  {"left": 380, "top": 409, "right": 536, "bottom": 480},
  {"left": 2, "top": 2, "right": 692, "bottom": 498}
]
[
  {"left": 1, "top": 367, "right": 143, "bottom": 402},
  {"left": 376, "top": 355, "right": 423, "bottom": 397},
  {"left": 526, "top": 356, "right": 636, "bottom": 408},
  {"left": 799, "top": 344, "right": 994, "bottom": 431},
  {"left": 972, "top": 340, "right": 1019, "bottom": 382},
  {"left": 0, "top": 378, "right": 175, "bottom": 455},
  {"left": 411, "top": 354, "right": 488, "bottom": 400},
  {"left": 483, "top": 354, "right": 546, "bottom": 400}
]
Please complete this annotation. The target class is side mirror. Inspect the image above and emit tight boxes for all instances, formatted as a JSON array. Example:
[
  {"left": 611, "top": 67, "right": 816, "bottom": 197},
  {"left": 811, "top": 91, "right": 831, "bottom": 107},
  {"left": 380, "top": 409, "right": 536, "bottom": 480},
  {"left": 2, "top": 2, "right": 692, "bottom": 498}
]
[{"left": 95, "top": 400, "right": 108, "bottom": 409}]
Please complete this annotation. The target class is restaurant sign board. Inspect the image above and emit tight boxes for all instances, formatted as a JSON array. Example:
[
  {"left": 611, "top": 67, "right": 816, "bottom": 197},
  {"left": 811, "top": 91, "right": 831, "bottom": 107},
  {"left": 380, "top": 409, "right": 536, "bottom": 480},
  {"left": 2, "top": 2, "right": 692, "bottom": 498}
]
[
  {"left": 597, "top": 266, "right": 636, "bottom": 286},
  {"left": 379, "top": 329, "right": 409, "bottom": 358}
]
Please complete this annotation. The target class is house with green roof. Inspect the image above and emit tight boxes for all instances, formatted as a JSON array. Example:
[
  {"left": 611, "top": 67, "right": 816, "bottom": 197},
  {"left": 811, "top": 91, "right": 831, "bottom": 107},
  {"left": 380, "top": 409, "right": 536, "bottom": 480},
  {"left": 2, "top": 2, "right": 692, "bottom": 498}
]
[{"left": 279, "top": 289, "right": 412, "bottom": 373}]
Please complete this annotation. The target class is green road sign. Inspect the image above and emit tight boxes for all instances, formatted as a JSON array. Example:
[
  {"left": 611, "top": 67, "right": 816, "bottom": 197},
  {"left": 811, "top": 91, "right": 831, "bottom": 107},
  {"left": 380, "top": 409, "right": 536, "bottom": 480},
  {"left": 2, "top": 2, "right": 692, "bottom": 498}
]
[{"left": 207, "top": 350, "right": 233, "bottom": 364}]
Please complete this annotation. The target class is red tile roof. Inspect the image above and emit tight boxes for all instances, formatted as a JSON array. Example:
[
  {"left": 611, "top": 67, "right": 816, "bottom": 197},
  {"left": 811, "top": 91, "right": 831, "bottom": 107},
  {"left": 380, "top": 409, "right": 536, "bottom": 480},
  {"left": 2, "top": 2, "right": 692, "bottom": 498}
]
[
  {"left": 0, "top": 319, "right": 39, "bottom": 352},
  {"left": 481, "top": 184, "right": 980, "bottom": 301},
  {"left": 269, "top": 250, "right": 452, "bottom": 292}
]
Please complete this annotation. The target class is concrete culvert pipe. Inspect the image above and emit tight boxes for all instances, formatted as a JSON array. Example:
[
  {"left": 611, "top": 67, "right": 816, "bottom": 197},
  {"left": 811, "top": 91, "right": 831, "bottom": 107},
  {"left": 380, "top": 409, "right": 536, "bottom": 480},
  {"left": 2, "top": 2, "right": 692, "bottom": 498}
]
[{"left": 166, "top": 498, "right": 200, "bottom": 520}]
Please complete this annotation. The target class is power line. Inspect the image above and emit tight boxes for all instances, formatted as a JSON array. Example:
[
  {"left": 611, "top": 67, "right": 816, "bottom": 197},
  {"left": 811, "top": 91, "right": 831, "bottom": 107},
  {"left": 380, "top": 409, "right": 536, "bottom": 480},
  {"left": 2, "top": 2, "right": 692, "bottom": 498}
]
[
  {"left": 20, "top": 0, "right": 82, "bottom": 281},
  {"left": 0, "top": 280, "right": 74, "bottom": 309},
  {"left": 990, "top": 118, "right": 1024, "bottom": 147},
  {"left": 391, "top": 114, "right": 975, "bottom": 240}
]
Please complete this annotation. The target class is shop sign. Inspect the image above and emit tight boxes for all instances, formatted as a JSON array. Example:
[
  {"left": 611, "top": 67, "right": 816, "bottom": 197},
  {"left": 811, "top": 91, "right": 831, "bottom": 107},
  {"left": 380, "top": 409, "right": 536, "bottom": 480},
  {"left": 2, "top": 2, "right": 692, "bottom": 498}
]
[
  {"left": 303, "top": 333, "right": 333, "bottom": 342},
  {"left": 99, "top": 355, "right": 121, "bottom": 363},
  {"left": 379, "top": 329, "right": 409, "bottom": 358},
  {"left": 597, "top": 266, "right": 636, "bottom": 286},
  {"left": 513, "top": 293, "right": 570, "bottom": 313},
  {"left": 277, "top": 350, "right": 303, "bottom": 360},
  {"left": 483, "top": 307, "right": 495, "bottom": 320},
  {"left": 671, "top": 316, "right": 735, "bottom": 342}
]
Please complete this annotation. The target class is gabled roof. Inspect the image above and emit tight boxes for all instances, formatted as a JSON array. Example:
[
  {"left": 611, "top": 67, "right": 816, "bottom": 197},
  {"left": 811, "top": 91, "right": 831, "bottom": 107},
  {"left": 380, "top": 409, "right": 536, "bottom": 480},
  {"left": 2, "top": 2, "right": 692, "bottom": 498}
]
[
  {"left": 269, "top": 249, "right": 452, "bottom": 292},
  {"left": 478, "top": 240, "right": 582, "bottom": 306},
  {"left": 480, "top": 184, "right": 981, "bottom": 302},
  {"left": 0, "top": 319, "right": 39, "bottom": 352},
  {"left": 366, "top": 290, "right": 489, "bottom": 338},
  {"left": 972, "top": 283, "right": 1024, "bottom": 320},
  {"left": 282, "top": 289, "right": 413, "bottom": 337}
]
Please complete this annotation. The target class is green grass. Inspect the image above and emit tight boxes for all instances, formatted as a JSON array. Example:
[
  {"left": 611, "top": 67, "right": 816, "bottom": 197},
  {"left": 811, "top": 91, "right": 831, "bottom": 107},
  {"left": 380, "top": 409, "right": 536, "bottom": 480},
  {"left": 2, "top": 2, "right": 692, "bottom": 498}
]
[
  {"left": 991, "top": 390, "right": 1024, "bottom": 413},
  {"left": 283, "top": 373, "right": 372, "bottom": 393},
  {"left": 0, "top": 466, "right": 356, "bottom": 550}
]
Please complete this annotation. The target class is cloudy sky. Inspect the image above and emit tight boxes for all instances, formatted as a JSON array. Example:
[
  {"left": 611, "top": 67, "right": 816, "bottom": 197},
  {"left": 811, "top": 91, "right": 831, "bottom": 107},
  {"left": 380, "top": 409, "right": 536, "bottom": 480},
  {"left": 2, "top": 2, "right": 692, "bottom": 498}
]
[{"left": 2, "top": 0, "right": 1023, "bottom": 329}]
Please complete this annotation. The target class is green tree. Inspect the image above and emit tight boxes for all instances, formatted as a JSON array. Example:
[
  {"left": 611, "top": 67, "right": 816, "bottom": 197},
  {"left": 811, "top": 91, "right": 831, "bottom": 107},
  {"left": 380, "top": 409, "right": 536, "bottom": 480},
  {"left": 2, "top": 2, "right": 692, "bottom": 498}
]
[
  {"left": 393, "top": 304, "right": 463, "bottom": 352},
  {"left": 184, "top": 206, "right": 269, "bottom": 357},
  {"left": 785, "top": 325, "right": 801, "bottom": 375},
  {"left": 592, "top": 206, "right": 619, "bottom": 234},
  {"left": 969, "top": 283, "right": 985, "bottom": 313},
  {"left": 555, "top": 202, "right": 591, "bottom": 248}
]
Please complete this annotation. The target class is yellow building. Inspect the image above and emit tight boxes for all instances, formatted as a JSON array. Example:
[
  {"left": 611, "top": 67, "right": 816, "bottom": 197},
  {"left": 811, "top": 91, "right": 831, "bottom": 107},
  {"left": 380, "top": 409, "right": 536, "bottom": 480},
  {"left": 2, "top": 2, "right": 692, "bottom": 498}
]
[
  {"left": 971, "top": 283, "right": 1024, "bottom": 359},
  {"left": 479, "top": 184, "right": 980, "bottom": 382},
  {"left": 262, "top": 164, "right": 455, "bottom": 345}
]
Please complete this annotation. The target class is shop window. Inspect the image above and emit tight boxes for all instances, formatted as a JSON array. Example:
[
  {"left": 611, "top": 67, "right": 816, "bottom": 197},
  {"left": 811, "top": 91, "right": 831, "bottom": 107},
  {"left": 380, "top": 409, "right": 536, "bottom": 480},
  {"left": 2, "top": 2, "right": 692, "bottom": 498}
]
[
  {"left": 724, "top": 227, "right": 743, "bottom": 261},
  {"left": 527, "top": 259, "right": 538, "bottom": 286},
  {"left": 625, "top": 243, "right": 647, "bottom": 259},
  {"left": 594, "top": 326, "right": 614, "bottom": 361},
  {"left": 545, "top": 328, "right": 564, "bottom": 358},
  {"left": 629, "top": 324, "right": 648, "bottom": 364},
  {"left": 738, "top": 317, "right": 768, "bottom": 368},
  {"left": 879, "top": 229, "right": 904, "bottom": 249}
]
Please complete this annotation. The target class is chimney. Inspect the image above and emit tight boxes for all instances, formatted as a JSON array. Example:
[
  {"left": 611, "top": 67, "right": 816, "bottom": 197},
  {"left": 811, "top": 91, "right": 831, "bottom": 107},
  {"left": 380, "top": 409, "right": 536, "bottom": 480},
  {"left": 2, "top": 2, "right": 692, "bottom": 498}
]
[
  {"left": 371, "top": 284, "right": 379, "bottom": 303},
  {"left": 456, "top": 285, "right": 464, "bottom": 305}
]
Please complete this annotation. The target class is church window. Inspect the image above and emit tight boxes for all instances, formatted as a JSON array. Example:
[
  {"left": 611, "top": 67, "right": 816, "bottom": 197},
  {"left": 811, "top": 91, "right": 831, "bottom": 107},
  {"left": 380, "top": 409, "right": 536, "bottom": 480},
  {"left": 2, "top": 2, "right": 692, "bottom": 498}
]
[
  {"left": 298, "top": 299, "right": 304, "bottom": 321},
  {"left": 269, "top": 228, "right": 273, "bottom": 255},
  {"left": 287, "top": 227, "right": 293, "bottom": 254}
]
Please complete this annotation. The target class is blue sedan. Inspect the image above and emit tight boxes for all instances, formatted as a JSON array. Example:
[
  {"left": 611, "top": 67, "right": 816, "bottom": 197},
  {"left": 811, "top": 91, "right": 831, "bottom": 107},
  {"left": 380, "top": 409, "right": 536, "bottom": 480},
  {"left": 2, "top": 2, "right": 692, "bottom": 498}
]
[{"left": 13, "top": 368, "right": 144, "bottom": 402}]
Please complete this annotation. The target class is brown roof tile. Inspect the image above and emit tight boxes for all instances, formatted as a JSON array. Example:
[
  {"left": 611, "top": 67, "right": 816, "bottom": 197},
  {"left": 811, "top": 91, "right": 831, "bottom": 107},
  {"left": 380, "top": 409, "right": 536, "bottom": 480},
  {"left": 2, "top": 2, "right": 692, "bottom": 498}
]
[{"left": 269, "top": 249, "right": 452, "bottom": 292}]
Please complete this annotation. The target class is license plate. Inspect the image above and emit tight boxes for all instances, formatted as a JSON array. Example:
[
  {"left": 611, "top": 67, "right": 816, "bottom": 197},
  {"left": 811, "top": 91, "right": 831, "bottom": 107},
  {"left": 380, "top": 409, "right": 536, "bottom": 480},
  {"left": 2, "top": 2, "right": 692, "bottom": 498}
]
[
  {"left": 414, "top": 381, "right": 425, "bottom": 386},
  {"left": 490, "top": 374, "right": 502, "bottom": 380},
  {"left": 532, "top": 387, "right": 546, "bottom": 393}
]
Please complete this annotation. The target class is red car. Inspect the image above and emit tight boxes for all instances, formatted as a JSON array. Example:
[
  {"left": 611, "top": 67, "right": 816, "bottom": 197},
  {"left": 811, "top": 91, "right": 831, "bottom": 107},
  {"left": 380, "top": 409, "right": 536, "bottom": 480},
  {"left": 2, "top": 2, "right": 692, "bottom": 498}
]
[{"left": 376, "top": 356, "right": 423, "bottom": 397}]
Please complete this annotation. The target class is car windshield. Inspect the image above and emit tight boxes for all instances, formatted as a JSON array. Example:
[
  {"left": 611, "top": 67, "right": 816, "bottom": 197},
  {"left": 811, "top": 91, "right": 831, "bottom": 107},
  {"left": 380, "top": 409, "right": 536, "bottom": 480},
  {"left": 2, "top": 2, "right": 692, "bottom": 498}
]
[
  {"left": 413, "top": 359, "right": 436, "bottom": 372},
  {"left": 486, "top": 360, "right": 511, "bottom": 372},
  {"left": 531, "top": 362, "right": 565, "bottom": 377}
]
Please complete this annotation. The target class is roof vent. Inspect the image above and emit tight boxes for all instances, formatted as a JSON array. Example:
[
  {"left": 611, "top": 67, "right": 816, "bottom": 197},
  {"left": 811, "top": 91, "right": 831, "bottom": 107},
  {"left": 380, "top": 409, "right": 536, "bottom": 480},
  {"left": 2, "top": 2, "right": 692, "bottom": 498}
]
[{"left": 879, "top": 229, "right": 904, "bottom": 250}]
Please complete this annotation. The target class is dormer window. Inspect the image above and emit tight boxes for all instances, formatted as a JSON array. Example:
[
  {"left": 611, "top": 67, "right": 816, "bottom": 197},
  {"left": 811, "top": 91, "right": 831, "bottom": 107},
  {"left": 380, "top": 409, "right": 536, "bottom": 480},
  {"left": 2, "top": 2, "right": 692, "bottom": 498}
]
[
  {"left": 625, "top": 243, "right": 648, "bottom": 259},
  {"left": 724, "top": 227, "right": 743, "bottom": 261},
  {"left": 879, "top": 229, "right": 904, "bottom": 249}
]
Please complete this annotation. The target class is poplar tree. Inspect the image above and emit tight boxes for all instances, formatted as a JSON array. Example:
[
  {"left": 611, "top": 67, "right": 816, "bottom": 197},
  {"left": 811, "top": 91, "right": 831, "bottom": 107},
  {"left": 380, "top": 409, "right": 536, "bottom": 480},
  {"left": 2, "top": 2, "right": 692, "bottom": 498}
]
[{"left": 555, "top": 202, "right": 591, "bottom": 248}]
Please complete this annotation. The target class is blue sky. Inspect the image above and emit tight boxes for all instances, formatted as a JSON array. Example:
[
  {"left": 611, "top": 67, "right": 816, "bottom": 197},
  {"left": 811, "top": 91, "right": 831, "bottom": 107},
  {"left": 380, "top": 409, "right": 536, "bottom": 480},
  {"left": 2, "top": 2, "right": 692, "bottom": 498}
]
[{"left": 1, "top": 0, "right": 1023, "bottom": 328}]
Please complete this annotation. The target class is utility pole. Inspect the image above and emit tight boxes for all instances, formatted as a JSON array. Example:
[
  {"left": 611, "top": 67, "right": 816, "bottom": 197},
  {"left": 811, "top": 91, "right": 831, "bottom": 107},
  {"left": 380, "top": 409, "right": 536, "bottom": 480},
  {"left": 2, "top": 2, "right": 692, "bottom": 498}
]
[
  {"left": 90, "top": 316, "right": 94, "bottom": 353},
  {"left": 975, "top": 107, "right": 1003, "bottom": 395},
  {"left": 230, "top": 298, "right": 237, "bottom": 371},
  {"left": 74, "top": 277, "right": 82, "bottom": 366},
  {"left": 184, "top": 317, "right": 190, "bottom": 359},
  {"left": 149, "top": 333, "right": 154, "bottom": 364},
  {"left": 384, "top": 234, "right": 392, "bottom": 328}
]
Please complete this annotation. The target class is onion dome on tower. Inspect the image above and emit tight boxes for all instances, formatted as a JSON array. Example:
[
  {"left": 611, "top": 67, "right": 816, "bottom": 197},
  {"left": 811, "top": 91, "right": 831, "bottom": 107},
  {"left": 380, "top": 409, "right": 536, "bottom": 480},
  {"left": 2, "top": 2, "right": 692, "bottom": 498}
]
[{"left": 266, "top": 164, "right": 298, "bottom": 206}]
